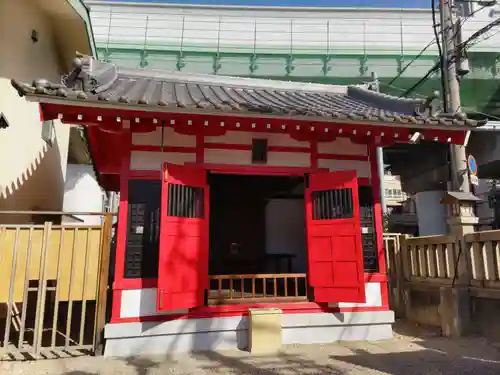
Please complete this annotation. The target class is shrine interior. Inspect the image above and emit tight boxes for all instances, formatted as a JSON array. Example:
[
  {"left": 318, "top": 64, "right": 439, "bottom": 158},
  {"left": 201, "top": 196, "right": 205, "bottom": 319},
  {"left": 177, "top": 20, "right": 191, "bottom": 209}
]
[
  {"left": 207, "top": 173, "right": 308, "bottom": 302},
  {"left": 208, "top": 173, "right": 307, "bottom": 276}
]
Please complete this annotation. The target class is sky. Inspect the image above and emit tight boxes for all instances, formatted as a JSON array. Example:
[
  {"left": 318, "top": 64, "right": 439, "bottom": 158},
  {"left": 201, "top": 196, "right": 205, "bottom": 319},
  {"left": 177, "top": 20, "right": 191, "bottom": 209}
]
[{"left": 104, "top": 0, "right": 430, "bottom": 8}]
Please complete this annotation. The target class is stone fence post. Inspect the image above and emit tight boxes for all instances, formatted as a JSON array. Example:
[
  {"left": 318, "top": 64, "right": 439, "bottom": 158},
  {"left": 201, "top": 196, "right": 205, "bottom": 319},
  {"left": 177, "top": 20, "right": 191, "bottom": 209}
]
[
  {"left": 393, "top": 234, "right": 410, "bottom": 319},
  {"left": 439, "top": 228, "right": 473, "bottom": 338}
]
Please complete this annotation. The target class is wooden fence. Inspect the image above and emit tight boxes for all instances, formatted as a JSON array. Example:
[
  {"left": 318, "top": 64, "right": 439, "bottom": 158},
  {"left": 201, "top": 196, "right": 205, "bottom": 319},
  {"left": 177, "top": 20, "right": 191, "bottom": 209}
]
[{"left": 0, "top": 212, "right": 114, "bottom": 360}]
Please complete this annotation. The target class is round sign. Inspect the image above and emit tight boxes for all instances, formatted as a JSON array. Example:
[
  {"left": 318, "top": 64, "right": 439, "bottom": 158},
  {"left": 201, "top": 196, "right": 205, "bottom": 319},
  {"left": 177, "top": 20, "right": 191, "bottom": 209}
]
[{"left": 468, "top": 155, "right": 478, "bottom": 176}]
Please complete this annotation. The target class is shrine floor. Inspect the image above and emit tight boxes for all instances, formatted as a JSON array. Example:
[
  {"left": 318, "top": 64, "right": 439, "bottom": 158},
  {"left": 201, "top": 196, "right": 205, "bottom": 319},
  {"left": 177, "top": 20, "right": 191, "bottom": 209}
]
[{"left": 3, "top": 320, "right": 500, "bottom": 374}]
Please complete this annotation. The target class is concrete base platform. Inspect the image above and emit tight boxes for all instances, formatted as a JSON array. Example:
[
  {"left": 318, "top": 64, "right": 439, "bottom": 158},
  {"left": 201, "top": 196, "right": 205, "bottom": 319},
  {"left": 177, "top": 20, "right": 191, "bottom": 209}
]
[{"left": 103, "top": 310, "right": 395, "bottom": 358}]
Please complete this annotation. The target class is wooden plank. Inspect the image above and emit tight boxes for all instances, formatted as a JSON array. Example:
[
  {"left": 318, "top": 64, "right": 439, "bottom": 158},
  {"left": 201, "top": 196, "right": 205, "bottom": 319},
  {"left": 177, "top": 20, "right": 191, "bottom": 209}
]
[
  {"left": 93, "top": 215, "right": 113, "bottom": 355},
  {"left": 0, "top": 226, "right": 102, "bottom": 303},
  {"left": 34, "top": 222, "right": 51, "bottom": 356},
  {"left": 209, "top": 273, "right": 307, "bottom": 279},
  {"left": 207, "top": 296, "right": 308, "bottom": 305}
]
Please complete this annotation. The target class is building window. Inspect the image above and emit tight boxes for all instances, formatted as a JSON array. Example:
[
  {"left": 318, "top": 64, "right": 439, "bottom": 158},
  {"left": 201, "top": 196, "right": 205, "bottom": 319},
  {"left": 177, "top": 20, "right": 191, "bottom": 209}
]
[
  {"left": 311, "top": 188, "right": 354, "bottom": 220},
  {"left": 385, "top": 188, "right": 404, "bottom": 199}
]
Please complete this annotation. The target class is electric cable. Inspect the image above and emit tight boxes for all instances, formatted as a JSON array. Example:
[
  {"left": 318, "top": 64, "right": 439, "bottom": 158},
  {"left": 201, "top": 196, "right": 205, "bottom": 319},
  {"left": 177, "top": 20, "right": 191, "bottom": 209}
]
[
  {"left": 432, "top": 0, "right": 448, "bottom": 110},
  {"left": 386, "top": 40, "right": 436, "bottom": 87},
  {"left": 400, "top": 16, "right": 500, "bottom": 98},
  {"left": 389, "top": 2, "right": 490, "bottom": 98}
]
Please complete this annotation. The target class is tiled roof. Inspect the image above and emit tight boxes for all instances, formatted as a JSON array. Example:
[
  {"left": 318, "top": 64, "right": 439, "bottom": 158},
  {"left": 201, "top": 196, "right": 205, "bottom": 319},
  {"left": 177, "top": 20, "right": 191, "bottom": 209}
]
[{"left": 11, "top": 54, "right": 486, "bottom": 129}]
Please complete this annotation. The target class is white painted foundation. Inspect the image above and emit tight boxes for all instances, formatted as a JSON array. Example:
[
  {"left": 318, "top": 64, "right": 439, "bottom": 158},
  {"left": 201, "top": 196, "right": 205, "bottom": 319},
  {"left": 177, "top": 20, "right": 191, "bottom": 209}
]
[
  {"left": 105, "top": 282, "right": 393, "bottom": 357},
  {"left": 104, "top": 310, "right": 394, "bottom": 357},
  {"left": 119, "top": 282, "right": 383, "bottom": 319}
]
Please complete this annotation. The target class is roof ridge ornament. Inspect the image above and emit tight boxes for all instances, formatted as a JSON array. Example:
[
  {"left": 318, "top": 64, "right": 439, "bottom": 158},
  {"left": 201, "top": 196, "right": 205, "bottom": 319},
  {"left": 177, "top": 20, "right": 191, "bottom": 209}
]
[
  {"left": 62, "top": 53, "right": 118, "bottom": 94},
  {"left": 347, "top": 85, "right": 426, "bottom": 115},
  {"left": 414, "top": 91, "right": 441, "bottom": 117}
]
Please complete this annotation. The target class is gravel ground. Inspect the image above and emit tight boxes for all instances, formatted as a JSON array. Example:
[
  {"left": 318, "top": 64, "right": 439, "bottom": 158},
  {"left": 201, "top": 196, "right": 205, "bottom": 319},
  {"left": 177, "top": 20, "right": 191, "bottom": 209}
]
[{"left": 2, "top": 321, "right": 500, "bottom": 375}]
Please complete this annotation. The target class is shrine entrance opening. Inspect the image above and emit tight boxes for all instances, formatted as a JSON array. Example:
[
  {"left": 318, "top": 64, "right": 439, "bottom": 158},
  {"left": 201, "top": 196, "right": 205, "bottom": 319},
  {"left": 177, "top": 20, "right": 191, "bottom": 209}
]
[
  {"left": 157, "top": 163, "right": 367, "bottom": 308},
  {"left": 207, "top": 172, "right": 308, "bottom": 304}
]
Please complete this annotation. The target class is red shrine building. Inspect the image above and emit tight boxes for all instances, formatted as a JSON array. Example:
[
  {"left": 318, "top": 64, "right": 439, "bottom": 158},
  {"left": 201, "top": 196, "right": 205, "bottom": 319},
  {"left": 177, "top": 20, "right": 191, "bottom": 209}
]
[{"left": 11, "top": 55, "right": 485, "bottom": 357}]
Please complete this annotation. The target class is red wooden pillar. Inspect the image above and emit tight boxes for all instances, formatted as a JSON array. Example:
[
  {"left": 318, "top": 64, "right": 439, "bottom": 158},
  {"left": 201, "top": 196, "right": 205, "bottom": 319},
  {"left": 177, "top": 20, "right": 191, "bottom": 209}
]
[{"left": 111, "top": 125, "right": 132, "bottom": 322}]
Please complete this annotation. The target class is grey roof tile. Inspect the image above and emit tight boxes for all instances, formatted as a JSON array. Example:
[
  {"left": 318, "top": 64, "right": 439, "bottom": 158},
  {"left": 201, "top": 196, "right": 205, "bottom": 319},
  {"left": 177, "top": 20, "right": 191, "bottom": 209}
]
[{"left": 10, "top": 54, "right": 487, "bottom": 129}]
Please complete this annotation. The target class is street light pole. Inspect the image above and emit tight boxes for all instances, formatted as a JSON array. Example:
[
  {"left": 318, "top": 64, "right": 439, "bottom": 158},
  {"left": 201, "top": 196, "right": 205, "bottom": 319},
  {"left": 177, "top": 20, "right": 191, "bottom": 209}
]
[{"left": 440, "top": 0, "right": 471, "bottom": 193}]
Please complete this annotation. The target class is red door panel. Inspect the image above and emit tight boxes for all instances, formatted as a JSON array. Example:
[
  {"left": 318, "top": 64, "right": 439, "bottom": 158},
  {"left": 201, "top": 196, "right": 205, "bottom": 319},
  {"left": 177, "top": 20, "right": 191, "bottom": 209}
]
[
  {"left": 157, "top": 163, "right": 209, "bottom": 312},
  {"left": 306, "top": 170, "right": 366, "bottom": 303}
]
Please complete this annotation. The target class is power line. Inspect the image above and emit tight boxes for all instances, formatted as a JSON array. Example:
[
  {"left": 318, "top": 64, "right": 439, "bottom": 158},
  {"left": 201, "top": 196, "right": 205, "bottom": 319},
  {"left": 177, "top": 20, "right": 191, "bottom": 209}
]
[
  {"left": 400, "top": 16, "right": 500, "bottom": 98},
  {"left": 379, "top": 82, "right": 429, "bottom": 98},
  {"left": 387, "top": 2, "right": 489, "bottom": 95},
  {"left": 385, "top": 29, "right": 457, "bottom": 88},
  {"left": 387, "top": 40, "right": 436, "bottom": 87},
  {"left": 469, "top": 109, "right": 500, "bottom": 121},
  {"left": 432, "top": 0, "right": 447, "bottom": 110},
  {"left": 398, "top": 62, "right": 440, "bottom": 98}
]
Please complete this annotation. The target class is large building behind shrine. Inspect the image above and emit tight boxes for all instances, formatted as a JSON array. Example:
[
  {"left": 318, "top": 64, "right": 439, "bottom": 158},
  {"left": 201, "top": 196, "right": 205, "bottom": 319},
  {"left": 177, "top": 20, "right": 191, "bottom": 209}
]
[
  {"left": 0, "top": 0, "right": 101, "bottom": 224},
  {"left": 84, "top": 0, "right": 500, "bottom": 233}
]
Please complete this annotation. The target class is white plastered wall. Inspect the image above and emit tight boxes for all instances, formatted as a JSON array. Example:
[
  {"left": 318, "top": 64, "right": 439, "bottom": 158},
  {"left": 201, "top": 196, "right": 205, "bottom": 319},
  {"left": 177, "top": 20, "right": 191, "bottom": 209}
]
[
  {"left": 130, "top": 130, "right": 370, "bottom": 177},
  {"left": 63, "top": 164, "right": 105, "bottom": 225},
  {"left": 0, "top": 0, "right": 70, "bottom": 222}
]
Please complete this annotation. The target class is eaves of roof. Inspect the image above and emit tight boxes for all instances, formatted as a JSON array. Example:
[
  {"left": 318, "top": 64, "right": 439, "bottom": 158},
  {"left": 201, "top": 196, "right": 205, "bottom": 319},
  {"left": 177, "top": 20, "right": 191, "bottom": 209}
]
[{"left": 10, "top": 54, "right": 487, "bottom": 129}]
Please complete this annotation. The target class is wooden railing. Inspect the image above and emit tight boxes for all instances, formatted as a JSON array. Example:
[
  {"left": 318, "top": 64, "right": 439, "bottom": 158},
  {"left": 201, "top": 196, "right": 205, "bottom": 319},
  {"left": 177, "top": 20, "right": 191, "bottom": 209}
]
[{"left": 208, "top": 273, "right": 307, "bottom": 304}]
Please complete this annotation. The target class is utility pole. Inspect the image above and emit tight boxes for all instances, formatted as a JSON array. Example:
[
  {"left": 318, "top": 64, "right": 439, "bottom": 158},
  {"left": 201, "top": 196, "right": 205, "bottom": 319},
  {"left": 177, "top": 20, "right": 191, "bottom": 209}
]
[{"left": 440, "top": 0, "right": 471, "bottom": 193}]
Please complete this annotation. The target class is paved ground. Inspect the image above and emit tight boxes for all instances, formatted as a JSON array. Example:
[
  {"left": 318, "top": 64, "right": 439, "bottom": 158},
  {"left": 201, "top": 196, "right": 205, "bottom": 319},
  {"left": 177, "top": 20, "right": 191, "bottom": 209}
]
[{"left": 2, "top": 321, "right": 500, "bottom": 374}]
